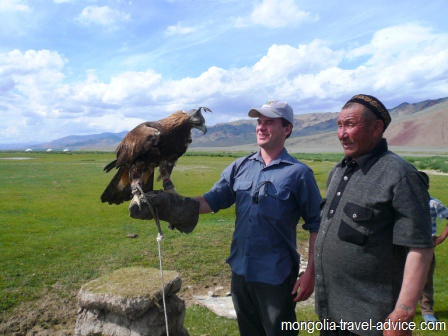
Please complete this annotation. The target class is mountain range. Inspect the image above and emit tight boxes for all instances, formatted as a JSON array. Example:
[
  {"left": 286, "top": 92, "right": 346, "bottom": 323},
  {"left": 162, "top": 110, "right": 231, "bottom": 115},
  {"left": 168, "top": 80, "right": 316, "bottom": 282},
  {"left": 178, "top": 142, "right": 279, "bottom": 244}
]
[{"left": 7, "top": 97, "right": 448, "bottom": 152}]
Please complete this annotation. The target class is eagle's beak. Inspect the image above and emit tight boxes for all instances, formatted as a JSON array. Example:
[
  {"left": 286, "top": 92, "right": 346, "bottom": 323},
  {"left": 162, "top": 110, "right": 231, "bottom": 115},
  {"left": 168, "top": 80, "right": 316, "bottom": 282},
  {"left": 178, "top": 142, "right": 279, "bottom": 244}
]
[
  {"left": 188, "top": 107, "right": 209, "bottom": 134},
  {"left": 194, "top": 124, "right": 207, "bottom": 134}
]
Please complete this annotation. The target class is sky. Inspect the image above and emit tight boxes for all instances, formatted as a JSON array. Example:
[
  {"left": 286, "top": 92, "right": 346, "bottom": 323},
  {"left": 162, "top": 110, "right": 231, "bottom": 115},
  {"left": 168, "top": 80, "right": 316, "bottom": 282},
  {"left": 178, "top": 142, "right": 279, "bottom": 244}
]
[{"left": 1, "top": 0, "right": 448, "bottom": 145}]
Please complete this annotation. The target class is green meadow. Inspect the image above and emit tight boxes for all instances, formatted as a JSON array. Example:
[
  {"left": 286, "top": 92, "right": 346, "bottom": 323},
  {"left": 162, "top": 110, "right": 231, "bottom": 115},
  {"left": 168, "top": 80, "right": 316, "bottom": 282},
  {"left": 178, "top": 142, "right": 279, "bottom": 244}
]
[{"left": 0, "top": 151, "right": 447, "bottom": 335}]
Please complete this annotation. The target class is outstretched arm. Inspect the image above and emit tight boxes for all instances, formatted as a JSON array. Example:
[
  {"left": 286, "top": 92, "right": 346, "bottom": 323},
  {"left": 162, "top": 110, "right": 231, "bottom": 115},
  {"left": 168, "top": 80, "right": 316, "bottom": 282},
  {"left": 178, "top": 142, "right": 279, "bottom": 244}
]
[
  {"left": 384, "top": 247, "right": 434, "bottom": 336},
  {"left": 292, "top": 231, "right": 317, "bottom": 302},
  {"left": 434, "top": 219, "right": 448, "bottom": 246},
  {"left": 194, "top": 195, "right": 213, "bottom": 214}
]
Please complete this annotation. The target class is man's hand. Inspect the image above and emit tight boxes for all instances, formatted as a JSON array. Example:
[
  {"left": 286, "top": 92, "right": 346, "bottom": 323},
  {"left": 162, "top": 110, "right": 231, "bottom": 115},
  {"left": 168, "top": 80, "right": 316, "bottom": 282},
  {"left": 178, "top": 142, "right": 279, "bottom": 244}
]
[
  {"left": 383, "top": 248, "right": 434, "bottom": 335},
  {"left": 434, "top": 222, "right": 448, "bottom": 246},
  {"left": 292, "top": 231, "right": 317, "bottom": 302},
  {"left": 383, "top": 305, "right": 414, "bottom": 336},
  {"left": 292, "top": 268, "right": 315, "bottom": 302}
]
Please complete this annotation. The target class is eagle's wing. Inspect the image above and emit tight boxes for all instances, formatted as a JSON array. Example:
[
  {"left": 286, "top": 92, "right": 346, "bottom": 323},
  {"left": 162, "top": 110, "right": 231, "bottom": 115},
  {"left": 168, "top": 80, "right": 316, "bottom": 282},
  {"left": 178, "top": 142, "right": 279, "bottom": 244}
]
[
  {"left": 100, "top": 123, "right": 160, "bottom": 204},
  {"left": 116, "top": 122, "right": 160, "bottom": 166}
]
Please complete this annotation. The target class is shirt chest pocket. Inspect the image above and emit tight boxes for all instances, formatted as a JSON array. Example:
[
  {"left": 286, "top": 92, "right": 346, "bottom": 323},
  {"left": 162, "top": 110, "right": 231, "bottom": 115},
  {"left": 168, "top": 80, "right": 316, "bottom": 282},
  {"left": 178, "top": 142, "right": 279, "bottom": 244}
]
[
  {"left": 257, "top": 185, "right": 291, "bottom": 221},
  {"left": 265, "top": 185, "right": 290, "bottom": 200},
  {"left": 338, "top": 202, "right": 374, "bottom": 246},
  {"left": 233, "top": 180, "right": 253, "bottom": 192},
  {"left": 232, "top": 180, "right": 253, "bottom": 204}
]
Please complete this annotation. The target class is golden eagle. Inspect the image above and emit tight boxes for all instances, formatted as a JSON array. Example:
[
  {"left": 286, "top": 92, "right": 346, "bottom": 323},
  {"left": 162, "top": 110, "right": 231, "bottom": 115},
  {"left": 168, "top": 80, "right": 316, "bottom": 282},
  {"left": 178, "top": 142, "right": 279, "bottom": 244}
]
[{"left": 101, "top": 107, "right": 210, "bottom": 205}]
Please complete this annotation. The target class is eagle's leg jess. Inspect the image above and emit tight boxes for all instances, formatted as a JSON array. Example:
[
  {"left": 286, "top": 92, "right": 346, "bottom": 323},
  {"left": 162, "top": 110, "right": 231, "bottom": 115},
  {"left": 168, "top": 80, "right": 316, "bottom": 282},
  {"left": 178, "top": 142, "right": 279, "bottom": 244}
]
[
  {"left": 134, "top": 183, "right": 164, "bottom": 238},
  {"left": 159, "top": 162, "right": 177, "bottom": 193},
  {"left": 162, "top": 176, "right": 176, "bottom": 193}
]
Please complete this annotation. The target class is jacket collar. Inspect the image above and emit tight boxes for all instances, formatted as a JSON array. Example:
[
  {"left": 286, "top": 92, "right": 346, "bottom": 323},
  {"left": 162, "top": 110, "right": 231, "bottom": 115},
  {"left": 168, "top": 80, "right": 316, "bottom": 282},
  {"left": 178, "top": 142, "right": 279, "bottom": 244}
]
[{"left": 341, "top": 138, "right": 388, "bottom": 174}]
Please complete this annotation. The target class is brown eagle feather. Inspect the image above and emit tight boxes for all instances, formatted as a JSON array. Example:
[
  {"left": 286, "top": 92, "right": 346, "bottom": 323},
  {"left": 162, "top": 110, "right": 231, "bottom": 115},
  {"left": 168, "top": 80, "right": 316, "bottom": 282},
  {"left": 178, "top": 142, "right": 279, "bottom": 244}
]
[{"left": 101, "top": 107, "right": 209, "bottom": 205}]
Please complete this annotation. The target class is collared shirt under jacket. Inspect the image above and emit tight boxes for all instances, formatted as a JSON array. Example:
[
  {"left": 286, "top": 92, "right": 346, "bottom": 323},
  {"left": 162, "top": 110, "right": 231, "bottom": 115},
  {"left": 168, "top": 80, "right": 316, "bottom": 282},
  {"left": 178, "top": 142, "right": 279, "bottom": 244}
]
[{"left": 203, "top": 148, "right": 321, "bottom": 285}]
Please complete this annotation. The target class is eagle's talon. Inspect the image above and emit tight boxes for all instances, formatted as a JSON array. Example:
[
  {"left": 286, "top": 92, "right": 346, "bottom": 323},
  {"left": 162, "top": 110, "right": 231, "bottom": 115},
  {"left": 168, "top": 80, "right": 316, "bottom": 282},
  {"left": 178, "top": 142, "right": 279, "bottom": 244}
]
[
  {"left": 131, "top": 184, "right": 141, "bottom": 195},
  {"left": 131, "top": 194, "right": 142, "bottom": 210}
]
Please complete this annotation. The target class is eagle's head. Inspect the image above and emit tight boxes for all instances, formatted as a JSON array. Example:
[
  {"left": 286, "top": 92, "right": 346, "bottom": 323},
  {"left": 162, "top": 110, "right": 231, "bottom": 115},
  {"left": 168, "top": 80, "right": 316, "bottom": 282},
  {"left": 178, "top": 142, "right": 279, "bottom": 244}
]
[{"left": 187, "top": 106, "right": 211, "bottom": 134}]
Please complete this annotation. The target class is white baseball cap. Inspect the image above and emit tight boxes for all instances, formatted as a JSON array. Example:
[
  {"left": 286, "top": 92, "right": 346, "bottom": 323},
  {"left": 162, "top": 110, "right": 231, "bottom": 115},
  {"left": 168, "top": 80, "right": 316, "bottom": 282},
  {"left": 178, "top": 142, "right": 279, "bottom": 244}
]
[{"left": 248, "top": 100, "right": 294, "bottom": 125}]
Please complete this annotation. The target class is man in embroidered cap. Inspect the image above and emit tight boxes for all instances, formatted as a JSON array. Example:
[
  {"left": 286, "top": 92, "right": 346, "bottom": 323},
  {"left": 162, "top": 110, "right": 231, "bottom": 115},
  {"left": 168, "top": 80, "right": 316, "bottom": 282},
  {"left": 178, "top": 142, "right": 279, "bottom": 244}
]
[
  {"left": 136, "top": 100, "right": 322, "bottom": 335},
  {"left": 314, "top": 94, "right": 434, "bottom": 336}
]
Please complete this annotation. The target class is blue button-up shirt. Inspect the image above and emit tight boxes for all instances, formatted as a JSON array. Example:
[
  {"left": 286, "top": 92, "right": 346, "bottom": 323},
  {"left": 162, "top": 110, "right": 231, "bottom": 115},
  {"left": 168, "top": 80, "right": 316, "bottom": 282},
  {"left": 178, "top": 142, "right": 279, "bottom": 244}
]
[
  {"left": 429, "top": 197, "right": 448, "bottom": 235},
  {"left": 203, "top": 148, "right": 321, "bottom": 285}
]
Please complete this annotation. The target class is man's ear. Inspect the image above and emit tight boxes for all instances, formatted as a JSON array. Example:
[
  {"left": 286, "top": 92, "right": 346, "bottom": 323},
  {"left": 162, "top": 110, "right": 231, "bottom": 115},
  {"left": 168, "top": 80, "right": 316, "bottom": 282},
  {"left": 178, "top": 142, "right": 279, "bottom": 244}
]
[
  {"left": 284, "top": 123, "right": 293, "bottom": 137},
  {"left": 374, "top": 119, "right": 385, "bottom": 136}
]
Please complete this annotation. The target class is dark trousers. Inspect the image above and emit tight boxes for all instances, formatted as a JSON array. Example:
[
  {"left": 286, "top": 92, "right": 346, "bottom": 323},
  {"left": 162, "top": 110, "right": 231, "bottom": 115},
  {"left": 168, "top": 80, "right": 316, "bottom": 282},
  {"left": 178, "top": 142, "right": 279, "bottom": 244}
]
[{"left": 231, "top": 269, "right": 298, "bottom": 336}]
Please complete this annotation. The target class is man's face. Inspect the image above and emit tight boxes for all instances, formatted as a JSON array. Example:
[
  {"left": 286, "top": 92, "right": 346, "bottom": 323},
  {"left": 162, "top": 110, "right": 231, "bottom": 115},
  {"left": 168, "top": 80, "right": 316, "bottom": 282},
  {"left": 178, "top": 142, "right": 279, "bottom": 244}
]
[
  {"left": 337, "top": 105, "right": 382, "bottom": 158},
  {"left": 256, "top": 115, "right": 290, "bottom": 150}
]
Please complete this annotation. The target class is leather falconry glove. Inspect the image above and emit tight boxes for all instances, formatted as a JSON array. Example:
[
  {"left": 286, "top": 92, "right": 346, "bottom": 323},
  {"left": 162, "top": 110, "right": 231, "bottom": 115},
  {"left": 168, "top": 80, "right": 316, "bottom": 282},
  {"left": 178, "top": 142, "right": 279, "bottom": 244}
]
[{"left": 129, "top": 190, "right": 199, "bottom": 234}]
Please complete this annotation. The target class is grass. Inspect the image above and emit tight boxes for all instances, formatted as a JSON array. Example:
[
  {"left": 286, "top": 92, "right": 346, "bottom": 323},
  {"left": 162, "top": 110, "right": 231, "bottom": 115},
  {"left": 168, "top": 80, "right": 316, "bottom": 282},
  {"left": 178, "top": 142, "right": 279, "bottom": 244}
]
[
  {"left": 0, "top": 151, "right": 447, "bottom": 335},
  {"left": 404, "top": 156, "right": 448, "bottom": 173}
]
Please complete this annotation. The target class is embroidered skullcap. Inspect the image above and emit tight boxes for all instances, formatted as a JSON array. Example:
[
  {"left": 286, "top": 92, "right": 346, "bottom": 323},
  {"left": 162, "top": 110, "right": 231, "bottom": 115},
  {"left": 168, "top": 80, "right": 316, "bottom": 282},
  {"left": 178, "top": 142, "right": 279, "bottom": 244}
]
[{"left": 346, "top": 94, "right": 391, "bottom": 131}]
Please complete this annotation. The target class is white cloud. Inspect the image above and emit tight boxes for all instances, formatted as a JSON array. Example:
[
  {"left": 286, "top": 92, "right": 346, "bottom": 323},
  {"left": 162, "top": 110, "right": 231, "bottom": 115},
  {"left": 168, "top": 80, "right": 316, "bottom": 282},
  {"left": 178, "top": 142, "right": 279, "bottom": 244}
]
[
  {"left": 346, "top": 24, "right": 448, "bottom": 95},
  {"left": 2, "top": 22, "right": 448, "bottom": 143},
  {"left": 0, "top": 49, "right": 66, "bottom": 74},
  {"left": 77, "top": 5, "right": 130, "bottom": 29},
  {"left": 165, "top": 22, "right": 197, "bottom": 36},
  {"left": 85, "top": 113, "right": 146, "bottom": 134},
  {"left": 249, "top": 0, "right": 318, "bottom": 28},
  {"left": 0, "top": 0, "right": 31, "bottom": 12},
  {"left": 349, "top": 24, "right": 439, "bottom": 64},
  {"left": 253, "top": 40, "right": 343, "bottom": 77},
  {"left": 0, "top": 49, "right": 67, "bottom": 124}
]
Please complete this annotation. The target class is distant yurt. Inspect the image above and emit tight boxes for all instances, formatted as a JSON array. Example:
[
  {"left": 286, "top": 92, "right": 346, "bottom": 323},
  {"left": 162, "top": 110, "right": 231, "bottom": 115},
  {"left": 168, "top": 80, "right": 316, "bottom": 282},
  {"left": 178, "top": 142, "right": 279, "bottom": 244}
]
[
  {"left": 47, "top": 149, "right": 53, "bottom": 152},
  {"left": 63, "top": 149, "right": 70, "bottom": 152},
  {"left": 25, "top": 149, "right": 33, "bottom": 152}
]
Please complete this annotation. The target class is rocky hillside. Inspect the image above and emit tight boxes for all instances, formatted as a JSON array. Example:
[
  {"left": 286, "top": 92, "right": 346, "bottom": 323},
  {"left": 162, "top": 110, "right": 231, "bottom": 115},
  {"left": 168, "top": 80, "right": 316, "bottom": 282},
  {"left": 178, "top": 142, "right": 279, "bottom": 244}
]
[
  {"left": 386, "top": 99, "right": 448, "bottom": 147},
  {"left": 31, "top": 97, "right": 448, "bottom": 151},
  {"left": 389, "top": 98, "right": 448, "bottom": 118},
  {"left": 191, "top": 112, "right": 339, "bottom": 147}
]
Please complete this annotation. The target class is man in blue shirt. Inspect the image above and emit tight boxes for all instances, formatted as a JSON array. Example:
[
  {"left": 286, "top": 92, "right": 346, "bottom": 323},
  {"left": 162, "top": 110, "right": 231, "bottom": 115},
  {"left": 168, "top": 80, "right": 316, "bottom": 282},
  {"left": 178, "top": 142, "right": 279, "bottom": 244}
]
[{"left": 194, "top": 100, "right": 322, "bottom": 336}]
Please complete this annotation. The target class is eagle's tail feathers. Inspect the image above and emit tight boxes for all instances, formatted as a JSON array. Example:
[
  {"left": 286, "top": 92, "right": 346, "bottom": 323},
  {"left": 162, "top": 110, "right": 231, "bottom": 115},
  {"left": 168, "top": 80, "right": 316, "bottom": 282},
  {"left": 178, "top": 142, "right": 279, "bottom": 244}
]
[
  {"left": 100, "top": 167, "right": 132, "bottom": 204},
  {"left": 103, "top": 160, "right": 118, "bottom": 172}
]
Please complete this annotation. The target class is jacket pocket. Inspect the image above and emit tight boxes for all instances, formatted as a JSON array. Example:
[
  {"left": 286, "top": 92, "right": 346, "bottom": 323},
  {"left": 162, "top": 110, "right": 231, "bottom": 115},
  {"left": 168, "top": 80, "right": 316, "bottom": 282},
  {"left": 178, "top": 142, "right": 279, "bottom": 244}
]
[
  {"left": 338, "top": 220, "right": 368, "bottom": 245},
  {"left": 338, "top": 202, "right": 373, "bottom": 245}
]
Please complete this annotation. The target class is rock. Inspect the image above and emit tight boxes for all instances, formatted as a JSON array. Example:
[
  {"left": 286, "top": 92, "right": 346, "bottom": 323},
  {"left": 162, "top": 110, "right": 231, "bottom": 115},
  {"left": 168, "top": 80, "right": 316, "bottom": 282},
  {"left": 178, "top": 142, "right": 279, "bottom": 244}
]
[
  {"left": 75, "top": 267, "right": 189, "bottom": 336},
  {"left": 194, "top": 295, "right": 237, "bottom": 319}
]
